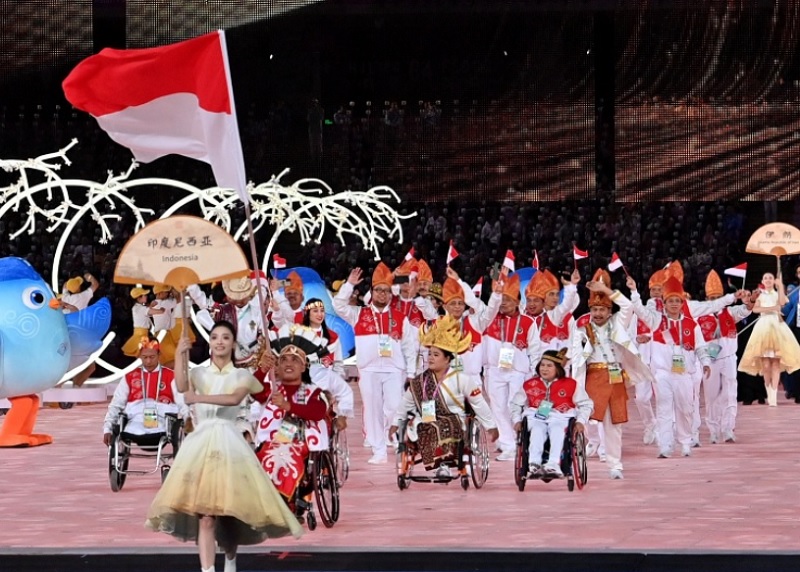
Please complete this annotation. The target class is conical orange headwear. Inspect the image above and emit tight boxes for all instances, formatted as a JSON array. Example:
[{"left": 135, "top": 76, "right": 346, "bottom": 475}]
[
  {"left": 372, "top": 262, "right": 393, "bottom": 288},
  {"left": 588, "top": 269, "right": 612, "bottom": 308},
  {"left": 417, "top": 259, "right": 433, "bottom": 284},
  {"left": 285, "top": 270, "right": 303, "bottom": 293},
  {"left": 499, "top": 273, "right": 520, "bottom": 300},
  {"left": 705, "top": 270, "right": 724, "bottom": 299},
  {"left": 648, "top": 268, "right": 667, "bottom": 289},
  {"left": 442, "top": 277, "right": 465, "bottom": 304},
  {"left": 662, "top": 276, "right": 686, "bottom": 300}
]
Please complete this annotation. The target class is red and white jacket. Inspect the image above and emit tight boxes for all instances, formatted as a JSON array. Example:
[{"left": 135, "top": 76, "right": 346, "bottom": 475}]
[
  {"left": 102, "top": 366, "right": 182, "bottom": 435},
  {"left": 333, "top": 282, "right": 418, "bottom": 374},
  {"left": 510, "top": 375, "right": 593, "bottom": 425},
  {"left": 696, "top": 305, "right": 751, "bottom": 361},
  {"left": 482, "top": 311, "right": 541, "bottom": 377}
]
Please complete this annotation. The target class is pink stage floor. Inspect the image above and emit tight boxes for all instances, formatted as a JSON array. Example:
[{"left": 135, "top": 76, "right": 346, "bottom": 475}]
[{"left": 1, "top": 390, "right": 799, "bottom": 557}]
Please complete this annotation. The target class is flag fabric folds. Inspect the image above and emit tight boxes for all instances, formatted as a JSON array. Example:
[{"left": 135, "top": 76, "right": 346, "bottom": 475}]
[
  {"left": 573, "top": 245, "right": 589, "bottom": 260},
  {"left": 62, "top": 30, "right": 249, "bottom": 202},
  {"left": 724, "top": 263, "right": 747, "bottom": 279},
  {"left": 273, "top": 254, "right": 287, "bottom": 269},
  {"left": 502, "top": 250, "right": 515, "bottom": 272},
  {"left": 472, "top": 277, "right": 483, "bottom": 297},
  {"left": 608, "top": 252, "right": 624, "bottom": 272},
  {"left": 404, "top": 247, "right": 416, "bottom": 262},
  {"left": 531, "top": 250, "right": 539, "bottom": 271},
  {"left": 447, "top": 241, "right": 459, "bottom": 265}
]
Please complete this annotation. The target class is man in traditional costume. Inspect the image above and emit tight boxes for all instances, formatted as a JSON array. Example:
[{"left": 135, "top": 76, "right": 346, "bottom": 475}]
[
  {"left": 569, "top": 269, "right": 640, "bottom": 480},
  {"left": 271, "top": 271, "right": 305, "bottom": 328}
]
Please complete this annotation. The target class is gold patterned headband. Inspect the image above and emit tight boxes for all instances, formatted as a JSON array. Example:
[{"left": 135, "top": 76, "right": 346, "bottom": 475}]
[{"left": 278, "top": 344, "right": 307, "bottom": 362}]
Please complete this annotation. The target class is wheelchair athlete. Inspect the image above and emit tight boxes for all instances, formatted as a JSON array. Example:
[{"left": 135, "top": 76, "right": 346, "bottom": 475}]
[
  {"left": 390, "top": 315, "right": 498, "bottom": 479},
  {"left": 511, "top": 349, "right": 592, "bottom": 478},
  {"left": 103, "top": 336, "right": 184, "bottom": 449},
  {"left": 252, "top": 326, "right": 329, "bottom": 519}
]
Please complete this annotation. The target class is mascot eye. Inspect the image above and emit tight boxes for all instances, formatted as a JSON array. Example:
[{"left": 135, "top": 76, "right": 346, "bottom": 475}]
[{"left": 22, "top": 286, "right": 47, "bottom": 309}]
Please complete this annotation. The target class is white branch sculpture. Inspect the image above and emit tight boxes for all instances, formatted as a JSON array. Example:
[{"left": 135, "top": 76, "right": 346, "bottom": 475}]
[{"left": 0, "top": 141, "right": 416, "bottom": 383}]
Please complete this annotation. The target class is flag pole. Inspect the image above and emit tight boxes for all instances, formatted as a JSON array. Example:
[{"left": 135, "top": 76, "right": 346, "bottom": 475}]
[{"left": 243, "top": 199, "right": 270, "bottom": 322}]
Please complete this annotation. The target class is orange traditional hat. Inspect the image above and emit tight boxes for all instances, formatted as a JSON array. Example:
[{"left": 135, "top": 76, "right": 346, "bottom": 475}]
[
  {"left": 394, "top": 258, "right": 419, "bottom": 277},
  {"left": 705, "top": 270, "right": 724, "bottom": 299},
  {"left": 665, "top": 260, "right": 684, "bottom": 285},
  {"left": 525, "top": 271, "right": 550, "bottom": 300},
  {"left": 543, "top": 269, "right": 561, "bottom": 294},
  {"left": 417, "top": 259, "right": 433, "bottom": 283},
  {"left": 372, "top": 262, "right": 393, "bottom": 288},
  {"left": 285, "top": 270, "right": 303, "bottom": 293},
  {"left": 588, "top": 269, "right": 613, "bottom": 308},
  {"left": 662, "top": 276, "right": 687, "bottom": 300},
  {"left": 498, "top": 272, "right": 520, "bottom": 300},
  {"left": 648, "top": 268, "right": 667, "bottom": 289},
  {"left": 442, "top": 277, "right": 465, "bottom": 304}
]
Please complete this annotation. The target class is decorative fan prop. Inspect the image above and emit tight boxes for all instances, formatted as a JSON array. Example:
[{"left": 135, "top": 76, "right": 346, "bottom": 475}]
[
  {"left": 745, "top": 222, "right": 800, "bottom": 274},
  {"left": 114, "top": 215, "right": 249, "bottom": 290}
]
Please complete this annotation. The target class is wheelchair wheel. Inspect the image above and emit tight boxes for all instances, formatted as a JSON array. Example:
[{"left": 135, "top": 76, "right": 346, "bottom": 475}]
[
  {"left": 397, "top": 475, "right": 409, "bottom": 490},
  {"left": 467, "top": 418, "right": 490, "bottom": 489},
  {"left": 572, "top": 431, "right": 588, "bottom": 490},
  {"left": 108, "top": 441, "right": 129, "bottom": 492},
  {"left": 460, "top": 475, "right": 470, "bottom": 490},
  {"left": 168, "top": 416, "right": 184, "bottom": 458},
  {"left": 59, "top": 402, "right": 74, "bottom": 410},
  {"left": 395, "top": 440, "right": 412, "bottom": 491},
  {"left": 331, "top": 428, "right": 350, "bottom": 487},
  {"left": 160, "top": 465, "right": 170, "bottom": 484},
  {"left": 307, "top": 510, "right": 317, "bottom": 531},
  {"left": 313, "top": 450, "right": 340, "bottom": 528}
]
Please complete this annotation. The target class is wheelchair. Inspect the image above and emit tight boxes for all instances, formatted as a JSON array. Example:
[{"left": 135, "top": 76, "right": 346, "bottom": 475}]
[
  {"left": 329, "top": 420, "right": 350, "bottom": 488},
  {"left": 395, "top": 405, "right": 491, "bottom": 491},
  {"left": 514, "top": 416, "right": 587, "bottom": 492},
  {"left": 107, "top": 412, "right": 184, "bottom": 492},
  {"left": 285, "top": 447, "right": 340, "bottom": 531}
]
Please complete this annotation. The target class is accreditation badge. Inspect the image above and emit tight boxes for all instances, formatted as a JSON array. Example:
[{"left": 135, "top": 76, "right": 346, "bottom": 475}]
[
  {"left": 534, "top": 400, "right": 553, "bottom": 420},
  {"left": 452, "top": 356, "right": 464, "bottom": 372},
  {"left": 608, "top": 363, "right": 624, "bottom": 385},
  {"left": 671, "top": 353, "right": 686, "bottom": 374},
  {"left": 498, "top": 344, "right": 515, "bottom": 369},
  {"left": 707, "top": 342, "right": 721, "bottom": 360},
  {"left": 275, "top": 419, "right": 300, "bottom": 443},
  {"left": 143, "top": 407, "right": 159, "bottom": 429},
  {"left": 378, "top": 335, "right": 393, "bottom": 357},
  {"left": 421, "top": 400, "right": 437, "bottom": 423}
]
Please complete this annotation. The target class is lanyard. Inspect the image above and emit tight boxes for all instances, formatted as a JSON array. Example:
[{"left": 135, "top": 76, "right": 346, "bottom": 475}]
[
  {"left": 141, "top": 366, "right": 162, "bottom": 403},
  {"left": 370, "top": 305, "right": 394, "bottom": 336},
  {"left": 542, "top": 377, "right": 556, "bottom": 402},
  {"left": 501, "top": 315, "right": 522, "bottom": 344},
  {"left": 665, "top": 316, "right": 684, "bottom": 350},
  {"left": 589, "top": 321, "right": 618, "bottom": 364}
]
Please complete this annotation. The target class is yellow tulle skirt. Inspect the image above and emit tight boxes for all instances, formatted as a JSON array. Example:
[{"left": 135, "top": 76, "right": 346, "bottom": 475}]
[
  {"left": 122, "top": 327, "right": 151, "bottom": 357},
  {"left": 158, "top": 321, "right": 197, "bottom": 365},
  {"left": 145, "top": 417, "right": 303, "bottom": 546},
  {"left": 739, "top": 315, "right": 800, "bottom": 375}
]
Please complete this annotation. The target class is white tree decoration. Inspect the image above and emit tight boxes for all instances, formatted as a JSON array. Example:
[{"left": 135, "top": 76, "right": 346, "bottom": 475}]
[{"left": 0, "top": 141, "right": 415, "bottom": 382}]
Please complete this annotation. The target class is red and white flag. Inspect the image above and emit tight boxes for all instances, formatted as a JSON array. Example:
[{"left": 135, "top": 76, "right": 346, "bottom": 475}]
[
  {"left": 272, "top": 254, "right": 287, "bottom": 269},
  {"left": 447, "top": 241, "right": 459, "bottom": 265},
  {"left": 472, "top": 277, "right": 483, "bottom": 297},
  {"left": 608, "top": 252, "right": 624, "bottom": 272},
  {"left": 531, "top": 250, "right": 540, "bottom": 271},
  {"left": 502, "top": 250, "right": 515, "bottom": 272},
  {"left": 573, "top": 245, "right": 589, "bottom": 260},
  {"left": 404, "top": 247, "right": 416, "bottom": 262},
  {"left": 723, "top": 263, "right": 747, "bottom": 279},
  {"left": 63, "top": 31, "right": 249, "bottom": 202}
]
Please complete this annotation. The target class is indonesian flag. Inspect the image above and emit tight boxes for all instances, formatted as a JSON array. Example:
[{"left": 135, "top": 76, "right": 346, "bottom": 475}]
[
  {"left": 404, "top": 247, "right": 416, "bottom": 262},
  {"left": 531, "top": 249, "right": 540, "bottom": 271},
  {"left": 472, "top": 277, "right": 483, "bottom": 297},
  {"left": 724, "top": 263, "right": 747, "bottom": 279},
  {"left": 608, "top": 252, "right": 624, "bottom": 272},
  {"left": 447, "top": 241, "right": 459, "bottom": 265},
  {"left": 62, "top": 31, "right": 249, "bottom": 202},
  {"left": 573, "top": 244, "right": 589, "bottom": 260},
  {"left": 502, "top": 250, "right": 515, "bottom": 272},
  {"left": 273, "top": 254, "right": 287, "bottom": 269}
]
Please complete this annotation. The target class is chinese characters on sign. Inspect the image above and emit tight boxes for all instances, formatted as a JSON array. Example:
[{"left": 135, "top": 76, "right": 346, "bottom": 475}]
[{"left": 146, "top": 235, "right": 214, "bottom": 249}]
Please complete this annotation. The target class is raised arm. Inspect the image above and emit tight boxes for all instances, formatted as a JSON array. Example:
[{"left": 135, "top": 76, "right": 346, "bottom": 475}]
[{"left": 332, "top": 269, "right": 363, "bottom": 326}]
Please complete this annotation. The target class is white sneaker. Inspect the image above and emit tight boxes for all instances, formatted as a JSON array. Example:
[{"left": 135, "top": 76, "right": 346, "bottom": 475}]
[
  {"left": 643, "top": 427, "right": 656, "bottom": 445},
  {"left": 362, "top": 439, "right": 371, "bottom": 448},
  {"left": 599, "top": 453, "right": 607, "bottom": 463},
  {"left": 367, "top": 454, "right": 387, "bottom": 465},
  {"left": 681, "top": 445, "right": 692, "bottom": 457},
  {"left": 543, "top": 464, "right": 564, "bottom": 478},
  {"left": 724, "top": 430, "right": 736, "bottom": 443},
  {"left": 709, "top": 432, "right": 719, "bottom": 444},
  {"left": 658, "top": 449, "right": 671, "bottom": 459},
  {"left": 691, "top": 434, "right": 701, "bottom": 448},
  {"left": 495, "top": 450, "right": 515, "bottom": 462},
  {"left": 528, "top": 463, "right": 543, "bottom": 476},
  {"left": 586, "top": 442, "right": 598, "bottom": 457},
  {"left": 435, "top": 466, "right": 451, "bottom": 479},
  {"left": 224, "top": 555, "right": 237, "bottom": 572},
  {"left": 609, "top": 469, "right": 624, "bottom": 480}
]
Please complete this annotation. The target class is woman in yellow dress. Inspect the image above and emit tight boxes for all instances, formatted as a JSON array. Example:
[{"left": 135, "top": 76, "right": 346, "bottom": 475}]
[
  {"left": 739, "top": 272, "right": 800, "bottom": 406},
  {"left": 146, "top": 321, "right": 302, "bottom": 572}
]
